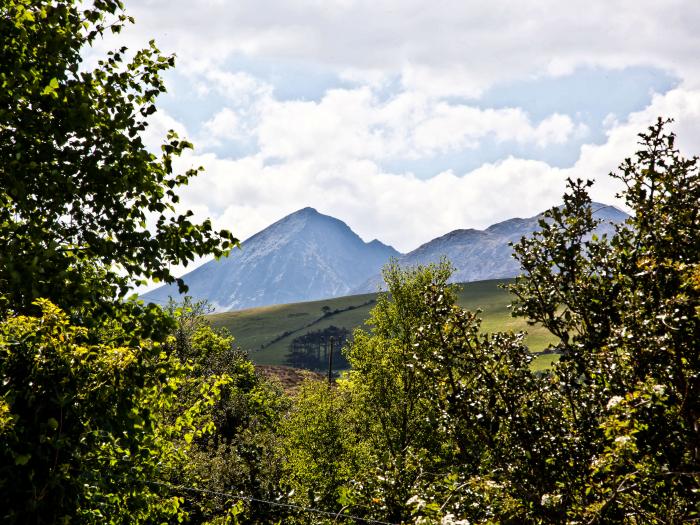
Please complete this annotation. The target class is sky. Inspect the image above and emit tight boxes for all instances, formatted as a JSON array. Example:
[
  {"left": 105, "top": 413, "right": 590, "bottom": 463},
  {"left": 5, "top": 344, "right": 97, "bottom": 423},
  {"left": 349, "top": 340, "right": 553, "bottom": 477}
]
[{"left": 95, "top": 0, "right": 700, "bottom": 260}]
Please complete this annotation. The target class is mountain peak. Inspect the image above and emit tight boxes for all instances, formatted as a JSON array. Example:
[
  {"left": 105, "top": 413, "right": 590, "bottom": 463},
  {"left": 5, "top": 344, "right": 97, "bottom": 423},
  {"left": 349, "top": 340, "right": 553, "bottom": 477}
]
[
  {"left": 293, "top": 206, "right": 320, "bottom": 216},
  {"left": 367, "top": 238, "right": 396, "bottom": 249},
  {"left": 143, "top": 203, "right": 626, "bottom": 311},
  {"left": 271, "top": 207, "right": 342, "bottom": 231},
  {"left": 142, "top": 207, "right": 399, "bottom": 311}
]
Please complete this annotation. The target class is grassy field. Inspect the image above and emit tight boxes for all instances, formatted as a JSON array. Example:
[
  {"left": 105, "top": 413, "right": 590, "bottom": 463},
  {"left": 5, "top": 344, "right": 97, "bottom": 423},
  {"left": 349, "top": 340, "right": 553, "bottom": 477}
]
[{"left": 209, "top": 278, "right": 560, "bottom": 369}]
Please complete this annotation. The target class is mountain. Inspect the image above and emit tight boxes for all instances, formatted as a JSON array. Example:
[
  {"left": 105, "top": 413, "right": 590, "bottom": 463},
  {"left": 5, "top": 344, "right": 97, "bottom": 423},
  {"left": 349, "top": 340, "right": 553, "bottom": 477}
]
[
  {"left": 141, "top": 207, "right": 400, "bottom": 311},
  {"left": 143, "top": 203, "right": 628, "bottom": 311},
  {"left": 354, "top": 202, "right": 629, "bottom": 292}
]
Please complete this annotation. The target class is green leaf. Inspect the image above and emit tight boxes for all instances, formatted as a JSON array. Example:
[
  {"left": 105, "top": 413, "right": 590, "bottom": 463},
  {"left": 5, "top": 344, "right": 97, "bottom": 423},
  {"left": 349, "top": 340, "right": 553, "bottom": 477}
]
[
  {"left": 15, "top": 454, "right": 31, "bottom": 465},
  {"left": 41, "top": 77, "right": 59, "bottom": 97}
]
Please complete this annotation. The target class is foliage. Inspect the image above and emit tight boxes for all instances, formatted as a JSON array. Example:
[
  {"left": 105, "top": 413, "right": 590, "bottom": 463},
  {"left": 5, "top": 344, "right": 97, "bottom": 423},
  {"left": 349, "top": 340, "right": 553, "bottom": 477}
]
[
  {"left": 164, "top": 297, "right": 291, "bottom": 524},
  {"left": 338, "top": 262, "right": 563, "bottom": 524},
  {"left": 273, "top": 263, "right": 458, "bottom": 523},
  {"left": 0, "top": 299, "right": 227, "bottom": 524},
  {"left": 0, "top": 292, "right": 289, "bottom": 523},
  {"left": 408, "top": 286, "right": 566, "bottom": 524},
  {"left": 278, "top": 262, "right": 564, "bottom": 524},
  {"left": 1, "top": 2, "right": 243, "bottom": 522},
  {"left": 395, "top": 119, "right": 699, "bottom": 524},
  {"left": 277, "top": 119, "right": 699, "bottom": 525},
  {"left": 505, "top": 118, "right": 700, "bottom": 523},
  {"left": 279, "top": 379, "right": 366, "bottom": 521},
  {"left": 0, "top": 0, "right": 237, "bottom": 317},
  {"left": 285, "top": 325, "right": 350, "bottom": 370},
  {"left": 341, "top": 261, "right": 460, "bottom": 523},
  {"left": 2, "top": 4, "right": 697, "bottom": 519}
]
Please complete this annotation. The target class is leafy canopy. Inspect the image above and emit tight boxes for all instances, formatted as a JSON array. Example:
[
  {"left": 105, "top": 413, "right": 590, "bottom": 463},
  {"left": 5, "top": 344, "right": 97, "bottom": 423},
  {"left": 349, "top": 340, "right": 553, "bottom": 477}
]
[
  {"left": 0, "top": 299, "right": 229, "bottom": 523},
  {"left": 507, "top": 118, "right": 700, "bottom": 522},
  {"left": 0, "top": 2, "right": 252, "bottom": 523},
  {"left": 0, "top": 0, "right": 237, "bottom": 316}
]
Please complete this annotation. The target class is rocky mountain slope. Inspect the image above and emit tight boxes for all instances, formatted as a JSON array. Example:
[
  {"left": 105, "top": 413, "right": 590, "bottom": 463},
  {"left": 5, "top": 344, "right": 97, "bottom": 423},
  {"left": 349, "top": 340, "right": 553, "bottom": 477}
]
[
  {"left": 354, "top": 202, "right": 629, "bottom": 292},
  {"left": 142, "top": 207, "right": 399, "bottom": 311}
]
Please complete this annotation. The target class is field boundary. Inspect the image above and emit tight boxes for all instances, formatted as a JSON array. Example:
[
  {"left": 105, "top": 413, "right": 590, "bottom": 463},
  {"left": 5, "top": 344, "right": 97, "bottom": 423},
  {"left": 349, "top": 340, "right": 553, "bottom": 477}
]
[{"left": 254, "top": 298, "right": 376, "bottom": 351}]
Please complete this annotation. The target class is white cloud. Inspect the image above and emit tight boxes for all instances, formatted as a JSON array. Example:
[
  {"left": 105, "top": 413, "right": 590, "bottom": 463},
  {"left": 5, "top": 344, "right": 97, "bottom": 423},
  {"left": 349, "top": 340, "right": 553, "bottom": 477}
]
[
  {"left": 532, "top": 114, "right": 579, "bottom": 147},
  {"left": 170, "top": 151, "right": 566, "bottom": 253},
  {"left": 112, "top": 0, "right": 700, "bottom": 97},
  {"left": 255, "top": 88, "right": 583, "bottom": 162},
  {"left": 200, "top": 70, "right": 272, "bottom": 103},
  {"left": 200, "top": 108, "right": 241, "bottom": 146},
  {"left": 160, "top": 86, "right": 700, "bottom": 255},
  {"left": 82, "top": 1, "right": 700, "bottom": 294},
  {"left": 570, "top": 88, "right": 700, "bottom": 204},
  {"left": 412, "top": 106, "right": 582, "bottom": 153}
]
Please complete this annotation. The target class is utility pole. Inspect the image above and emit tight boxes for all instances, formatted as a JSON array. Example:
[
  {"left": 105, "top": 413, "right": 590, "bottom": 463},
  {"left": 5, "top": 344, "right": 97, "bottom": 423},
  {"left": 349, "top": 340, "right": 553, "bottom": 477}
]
[{"left": 327, "top": 336, "right": 334, "bottom": 386}]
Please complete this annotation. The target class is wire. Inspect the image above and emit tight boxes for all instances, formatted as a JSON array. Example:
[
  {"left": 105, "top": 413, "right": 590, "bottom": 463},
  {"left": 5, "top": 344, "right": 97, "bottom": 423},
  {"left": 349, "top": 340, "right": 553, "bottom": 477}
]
[{"left": 144, "top": 479, "right": 400, "bottom": 525}]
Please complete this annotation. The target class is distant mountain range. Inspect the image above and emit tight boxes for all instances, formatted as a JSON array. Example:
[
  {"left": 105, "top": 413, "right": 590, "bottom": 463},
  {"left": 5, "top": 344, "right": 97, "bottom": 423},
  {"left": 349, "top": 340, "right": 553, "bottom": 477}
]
[
  {"left": 354, "top": 202, "right": 628, "bottom": 293},
  {"left": 142, "top": 203, "right": 628, "bottom": 311}
]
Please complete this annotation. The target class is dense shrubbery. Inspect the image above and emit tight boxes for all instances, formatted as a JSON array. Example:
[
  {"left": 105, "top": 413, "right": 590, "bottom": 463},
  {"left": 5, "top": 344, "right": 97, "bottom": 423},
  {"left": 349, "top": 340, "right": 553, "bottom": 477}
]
[
  {"left": 277, "top": 120, "right": 699, "bottom": 524},
  {"left": 164, "top": 298, "right": 290, "bottom": 524},
  {"left": 0, "top": 299, "right": 237, "bottom": 523}
]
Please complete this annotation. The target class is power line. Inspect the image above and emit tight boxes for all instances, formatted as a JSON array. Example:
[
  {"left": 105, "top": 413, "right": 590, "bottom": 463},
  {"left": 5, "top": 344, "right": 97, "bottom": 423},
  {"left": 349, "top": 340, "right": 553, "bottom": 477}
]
[{"left": 144, "top": 479, "right": 400, "bottom": 525}]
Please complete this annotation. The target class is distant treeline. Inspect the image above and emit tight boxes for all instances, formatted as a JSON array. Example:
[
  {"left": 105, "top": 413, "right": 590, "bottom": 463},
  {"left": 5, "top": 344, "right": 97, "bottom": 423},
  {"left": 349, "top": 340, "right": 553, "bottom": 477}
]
[{"left": 284, "top": 325, "right": 350, "bottom": 370}]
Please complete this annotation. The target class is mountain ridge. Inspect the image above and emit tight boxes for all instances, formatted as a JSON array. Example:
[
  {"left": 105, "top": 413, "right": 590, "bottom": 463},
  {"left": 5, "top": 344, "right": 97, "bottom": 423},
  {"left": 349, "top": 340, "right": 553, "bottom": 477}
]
[
  {"left": 353, "top": 202, "right": 629, "bottom": 293},
  {"left": 143, "top": 203, "right": 628, "bottom": 311}
]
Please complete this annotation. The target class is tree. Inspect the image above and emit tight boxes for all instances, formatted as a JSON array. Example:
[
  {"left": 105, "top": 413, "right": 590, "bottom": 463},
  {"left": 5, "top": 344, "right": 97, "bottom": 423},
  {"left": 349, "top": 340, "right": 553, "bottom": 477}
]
[
  {"left": 279, "top": 379, "right": 364, "bottom": 520},
  {"left": 161, "top": 298, "right": 291, "bottom": 524},
  {"left": 327, "top": 119, "right": 699, "bottom": 525},
  {"left": 339, "top": 262, "right": 562, "bottom": 524},
  {"left": 0, "top": 299, "right": 228, "bottom": 524},
  {"left": 505, "top": 119, "right": 699, "bottom": 523},
  {"left": 407, "top": 119, "right": 699, "bottom": 524},
  {"left": 340, "top": 260, "right": 459, "bottom": 523},
  {"left": 0, "top": 2, "right": 246, "bottom": 522},
  {"left": 275, "top": 262, "right": 458, "bottom": 523},
  {"left": 408, "top": 285, "right": 564, "bottom": 524},
  {"left": 285, "top": 326, "right": 350, "bottom": 369},
  {"left": 0, "top": 0, "right": 237, "bottom": 317}
]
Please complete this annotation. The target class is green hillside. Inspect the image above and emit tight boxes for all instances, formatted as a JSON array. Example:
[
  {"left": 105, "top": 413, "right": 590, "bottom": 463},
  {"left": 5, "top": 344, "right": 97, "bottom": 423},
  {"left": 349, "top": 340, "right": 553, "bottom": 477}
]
[{"left": 209, "top": 278, "right": 559, "bottom": 369}]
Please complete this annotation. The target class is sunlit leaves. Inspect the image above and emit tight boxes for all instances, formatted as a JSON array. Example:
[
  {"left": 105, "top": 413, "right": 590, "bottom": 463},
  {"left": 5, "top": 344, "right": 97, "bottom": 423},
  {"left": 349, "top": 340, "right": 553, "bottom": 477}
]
[
  {"left": 505, "top": 118, "right": 700, "bottom": 523},
  {"left": 0, "top": 0, "right": 239, "bottom": 317},
  {"left": 0, "top": 299, "right": 224, "bottom": 523}
]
